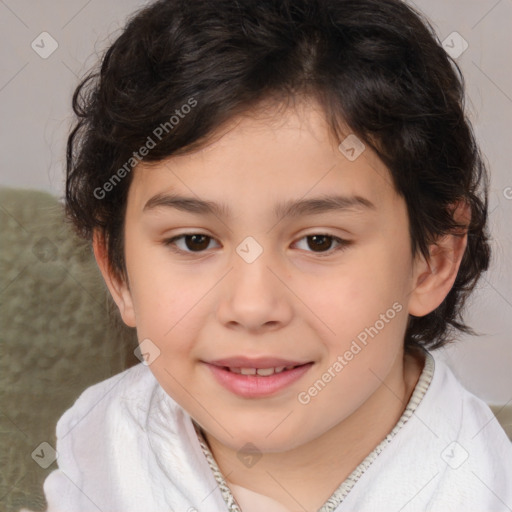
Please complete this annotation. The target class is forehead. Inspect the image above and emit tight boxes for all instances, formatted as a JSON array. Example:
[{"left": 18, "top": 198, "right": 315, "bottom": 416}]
[{"left": 127, "top": 99, "right": 399, "bottom": 217}]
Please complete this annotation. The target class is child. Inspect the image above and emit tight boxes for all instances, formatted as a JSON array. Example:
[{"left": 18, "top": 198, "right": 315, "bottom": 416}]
[{"left": 41, "top": 0, "right": 512, "bottom": 510}]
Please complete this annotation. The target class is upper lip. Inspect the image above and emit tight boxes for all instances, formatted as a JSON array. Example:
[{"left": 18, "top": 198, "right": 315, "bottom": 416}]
[{"left": 206, "top": 357, "right": 312, "bottom": 369}]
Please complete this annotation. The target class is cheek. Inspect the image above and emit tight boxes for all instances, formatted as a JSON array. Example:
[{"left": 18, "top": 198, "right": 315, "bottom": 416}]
[
  {"left": 300, "top": 254, "right": 408, "bottom": 332},
  {"left": 128, "top": 266, "right": 211, "bottom": 404},
  {"left": 294, "top": 240, "right": 412, "bottom": 370},
  {"left": 133, "top": 275, "right": 209, "bottom": 345},
  {"left": 124, "top": 239, "right": 209, "bottom": 343}
]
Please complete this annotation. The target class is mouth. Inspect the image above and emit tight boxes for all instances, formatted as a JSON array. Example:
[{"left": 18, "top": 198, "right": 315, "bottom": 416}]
[{"left": 204, "top": 360, "right": 314, "bottom": 398}]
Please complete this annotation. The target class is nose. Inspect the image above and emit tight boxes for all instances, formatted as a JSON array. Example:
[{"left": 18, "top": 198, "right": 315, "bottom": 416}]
[{"left": 216, "top": 245, "right": 294, "bottom": 334}]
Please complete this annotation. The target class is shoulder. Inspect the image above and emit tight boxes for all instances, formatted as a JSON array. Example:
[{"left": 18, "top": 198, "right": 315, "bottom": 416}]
[
  {"left": 425, "top": 351, "right": 508, "bottom": 437},
  {"left": 55, "top": 363, "right": 156, "bottom": 438},
  {"left": 423, "top": 351, "right": 511, "bottom": 454},
  {"left": 418, "top": 351, "right": 512, "bottom": 505},
  {"left": 344, "top": 350, "right": 512, "bottom": 511},
  {"left": 42, "top": 364, "right": 221, "bottom": 510}
]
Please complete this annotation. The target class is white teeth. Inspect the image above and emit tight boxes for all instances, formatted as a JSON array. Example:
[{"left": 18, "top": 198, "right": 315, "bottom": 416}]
[
  {"left": 256, "top": 368, "right": 275, "bottom": 376},
  {"left": 228, "top": 366, "right": 295, "bottom": 376}
]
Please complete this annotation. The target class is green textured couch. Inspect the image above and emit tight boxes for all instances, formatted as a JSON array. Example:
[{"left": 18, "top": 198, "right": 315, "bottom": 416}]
[
  {"left": 0, "top": 187, "right": 138, "bottom": 511},
  {"left": 0, "top": 187, "right": 510, "bottom": 511}
]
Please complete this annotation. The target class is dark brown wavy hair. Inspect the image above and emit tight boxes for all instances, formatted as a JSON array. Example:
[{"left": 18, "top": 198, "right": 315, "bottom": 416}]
[{"left": 65, "top": 0, "right": 490, "bottom": 351}]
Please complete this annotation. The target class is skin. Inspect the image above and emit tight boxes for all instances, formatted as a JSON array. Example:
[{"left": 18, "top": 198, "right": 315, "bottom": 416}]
[{"left": 94, "top": 98, "right": 468, "bottom": 510}]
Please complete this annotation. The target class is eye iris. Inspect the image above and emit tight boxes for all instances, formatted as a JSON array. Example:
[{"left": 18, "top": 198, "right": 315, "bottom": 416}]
[
  {"left": 185, "top": 234, "right": 210, "bottom": 251},
  {"left": 307, "top": 235, "right": 332, "bottom": 252}
]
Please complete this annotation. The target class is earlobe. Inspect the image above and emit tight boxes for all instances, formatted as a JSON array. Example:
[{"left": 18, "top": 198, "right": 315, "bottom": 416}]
[
  {"left": 408, "top": 202, "right": 470, "bottom": 317},
  {"left": 92, "top": 230, "right": 137, "bottom": 327}
]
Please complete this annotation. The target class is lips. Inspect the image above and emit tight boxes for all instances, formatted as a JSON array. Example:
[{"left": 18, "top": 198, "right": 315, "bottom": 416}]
[{"left": 204, "top": 357, "right": 314, "bottom": 398}]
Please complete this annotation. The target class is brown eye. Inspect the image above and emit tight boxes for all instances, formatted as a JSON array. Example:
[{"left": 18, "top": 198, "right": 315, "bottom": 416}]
[
  {"left": 306, "top": 235, "right": 335, "bottom": 252},
  {"left": 294, "top": 234, "right": 350, "bottom": 255},
  {"left": 184, "top": 234, "right": 211, "bottom": 251}
]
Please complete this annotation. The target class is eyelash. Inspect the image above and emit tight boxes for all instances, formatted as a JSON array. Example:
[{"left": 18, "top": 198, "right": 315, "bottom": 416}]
[{"left": 162, "top": 233, "right": 352, "bottom": 257}]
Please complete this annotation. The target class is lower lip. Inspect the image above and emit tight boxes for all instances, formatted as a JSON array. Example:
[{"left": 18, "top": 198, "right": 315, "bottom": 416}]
[{"left": 204, "top": 363, "right": 313, "bottom": 398}]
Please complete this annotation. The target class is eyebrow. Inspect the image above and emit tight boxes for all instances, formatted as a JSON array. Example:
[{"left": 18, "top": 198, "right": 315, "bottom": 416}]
[{"left": 142, "top": 192, "right": 375, "bottom": 219}]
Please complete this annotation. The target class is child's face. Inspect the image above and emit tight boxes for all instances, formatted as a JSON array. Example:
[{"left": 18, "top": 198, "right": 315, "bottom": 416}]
[{"left": 115, "top": 99, "right": 423, "bottom": 453}]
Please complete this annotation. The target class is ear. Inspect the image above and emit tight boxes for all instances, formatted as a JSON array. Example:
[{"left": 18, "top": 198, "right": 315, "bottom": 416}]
[
  {"left": 408, "top": 201, "right": 470, "bottom": 317},
  {"left": 92, "top": 230, "right": 137, "bottom": 327}
]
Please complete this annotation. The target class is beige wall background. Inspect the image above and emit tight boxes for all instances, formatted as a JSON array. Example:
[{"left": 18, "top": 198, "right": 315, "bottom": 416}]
[{"left": 1, "top": 0, "right": 511, "bottom": 405}]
